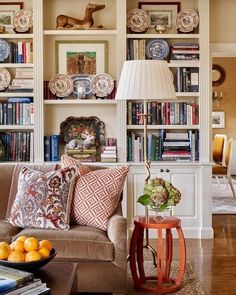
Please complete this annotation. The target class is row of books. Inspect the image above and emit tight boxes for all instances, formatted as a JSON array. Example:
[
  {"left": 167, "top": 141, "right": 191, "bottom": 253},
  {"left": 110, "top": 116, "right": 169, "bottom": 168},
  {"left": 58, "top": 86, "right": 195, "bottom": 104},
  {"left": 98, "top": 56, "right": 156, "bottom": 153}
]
[
  {"left": 127, "top": 39, "right": 200, "bottom": 62},
  {"left": 0, "top": 265, "right": 50, "bottom": 295},
  {"left": 0, "top": 98, "right": 34, "bottom": 125},
  {"left": 5, "top": 41, "right": 33, "bottom": 64},
  {"left": 170, "top": 42, "right": 199, "bottom": 62},
  {"left": 101, "top": 138, "right": 117, "bottom": 163},
  {"left": 127, "top": 101, "right": 199, "bottom": 126},
  {"left": 176, "top": 68, "right": 199, "bottom": 92},
  {"left": 0, "top": 131, "right": 33, "bottom": 162},
  {"left": 44, "top": 135, "right": 60, "bottom": 162},
  {"left": 43, "top": 80, "right": 117, "bottom": 100},
  {"left": 127, "top": 130, "right": 199, "bottom": 162}
]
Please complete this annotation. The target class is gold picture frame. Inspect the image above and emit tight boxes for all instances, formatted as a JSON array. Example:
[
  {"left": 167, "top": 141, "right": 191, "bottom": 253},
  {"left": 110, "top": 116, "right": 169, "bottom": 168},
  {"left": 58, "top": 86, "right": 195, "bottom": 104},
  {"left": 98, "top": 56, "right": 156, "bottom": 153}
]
[{"left": 55, "top": 40, "right": 108, "bottom": 75}]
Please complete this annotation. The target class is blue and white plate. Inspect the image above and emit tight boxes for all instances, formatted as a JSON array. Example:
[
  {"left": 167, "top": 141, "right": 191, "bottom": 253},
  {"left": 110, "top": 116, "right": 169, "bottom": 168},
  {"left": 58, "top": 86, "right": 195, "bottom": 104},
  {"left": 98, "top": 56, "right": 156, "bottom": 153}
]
[
  {"left": 71, "top": 75, "right": 92, "bottom": 97},
  {"left": 0, "top": 40, "right": 10, "bottom": 62},
  {"left": 146, "top": 39, "right": 170, "bottom": 60}
]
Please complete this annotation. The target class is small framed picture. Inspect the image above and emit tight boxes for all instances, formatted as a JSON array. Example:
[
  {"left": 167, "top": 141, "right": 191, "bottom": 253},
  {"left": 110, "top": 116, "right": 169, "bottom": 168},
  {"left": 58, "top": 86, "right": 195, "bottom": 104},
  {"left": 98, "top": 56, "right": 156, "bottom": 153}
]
[
  {"left": 56, "top": 40, "right": 108, "bottom": 75},
  {"left": 212, "top": 111, "right": 225, "bottom": 129},
  {"left": 0, "top": 2, "right": 23, "bottom": 32},
  {"left": 139, "top": 2, "right": 180, "bottom": 32}
]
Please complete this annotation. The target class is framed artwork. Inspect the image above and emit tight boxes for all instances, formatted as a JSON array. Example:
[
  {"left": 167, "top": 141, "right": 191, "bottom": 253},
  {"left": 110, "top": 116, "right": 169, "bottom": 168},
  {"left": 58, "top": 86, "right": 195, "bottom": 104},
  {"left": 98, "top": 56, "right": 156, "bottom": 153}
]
[
  {"left": 0, "top": 2, "right": 23, "bottom": 32},
  {"left": 56, "top": 40, "right": 108, "bottom": 75},
  {"left": 138, "top": 2, "right": 180, "bottom": 32},
  {"left": 212, "top": 111, "right": 225, "bottom": 129}
]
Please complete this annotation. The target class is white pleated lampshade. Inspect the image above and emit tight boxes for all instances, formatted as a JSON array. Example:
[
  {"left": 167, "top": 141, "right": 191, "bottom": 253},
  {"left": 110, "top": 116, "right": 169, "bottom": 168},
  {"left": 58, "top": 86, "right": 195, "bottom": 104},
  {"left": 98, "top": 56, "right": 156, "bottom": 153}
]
[{"left": 115, "top": 60, "right": 176, "bottom": 100}]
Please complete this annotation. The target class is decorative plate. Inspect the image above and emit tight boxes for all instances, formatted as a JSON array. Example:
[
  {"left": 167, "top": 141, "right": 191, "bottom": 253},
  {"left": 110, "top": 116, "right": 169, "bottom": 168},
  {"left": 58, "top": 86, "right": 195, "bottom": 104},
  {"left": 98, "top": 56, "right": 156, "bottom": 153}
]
[
  {"left": 0, "top": 68, "right": 11, "bottom": 91},
  {"left": 71, "top": 75, "right": 92, "bottom": 98},
  {"left": 49, "top": 74, "right": 73, "bottom": 98},
  {"left": 127, "top": 9, "right": 150, "bottom": 33},
  {"left": 0, "top": 39, "right": 10, "bottom": 62},
  {"left": 175, "top": 9, "right": 199, "bottom": 33},
  {"left": 146, "top": 39, "right": 170, "bottom": 60},
  {"left": 91, "top": 73, "right": 114, "bottom": 98},
  {"left": 0, "top": 249, "right": 56, "bottom": 271},
  {"left": 13, "top": 9, "right": 33, "bottom": 33}
]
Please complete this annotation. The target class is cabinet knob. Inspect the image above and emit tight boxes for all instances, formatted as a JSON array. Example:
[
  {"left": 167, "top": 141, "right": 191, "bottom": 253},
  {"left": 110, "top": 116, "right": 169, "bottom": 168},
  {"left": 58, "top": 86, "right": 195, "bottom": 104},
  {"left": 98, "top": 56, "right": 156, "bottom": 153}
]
[
  {"left": 160, "top": 169, "right": 164, "bottom": 172},
  {"left": 166, "top": 169, "right": 170, "bottom": 173}
]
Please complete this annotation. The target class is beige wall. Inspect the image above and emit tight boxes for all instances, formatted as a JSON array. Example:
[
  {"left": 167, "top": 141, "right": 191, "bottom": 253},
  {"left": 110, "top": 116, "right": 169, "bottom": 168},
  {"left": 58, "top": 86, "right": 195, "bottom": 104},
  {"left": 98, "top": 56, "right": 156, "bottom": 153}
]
[
  {"left": 212, "top": 58, "right": 236, "bottom": 139},
  {"left": 210, "top": 0, "right": 236, "bottom": 43}
]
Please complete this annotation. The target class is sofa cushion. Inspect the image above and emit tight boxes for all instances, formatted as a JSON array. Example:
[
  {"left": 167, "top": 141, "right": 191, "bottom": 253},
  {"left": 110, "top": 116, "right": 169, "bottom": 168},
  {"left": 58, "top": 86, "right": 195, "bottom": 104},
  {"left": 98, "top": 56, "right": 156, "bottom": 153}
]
[
  {"left": 13, "top": 224, "right": 114, "bottom": 261},
  {"left": 6, "top": 164, "right": 57, "bottom": 219},
  {"left": 0, "top": 220, "right": 22, "bottom": 243},
  {"left": 61, "top": 155, "right": 91, "bottom": 175},
  {"left": 71, "top": 166, "right": 129, "bottom": 231},
  {"left": 7, "top": 166, "right": 77, "bottom": 230}
]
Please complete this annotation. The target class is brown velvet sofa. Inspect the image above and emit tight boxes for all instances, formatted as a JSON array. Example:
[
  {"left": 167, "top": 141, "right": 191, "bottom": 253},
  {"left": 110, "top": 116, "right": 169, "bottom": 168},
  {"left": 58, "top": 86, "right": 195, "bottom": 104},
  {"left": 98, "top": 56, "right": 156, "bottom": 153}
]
[{"left": 0, "top": 164, "right": 127, "bottom": 295}]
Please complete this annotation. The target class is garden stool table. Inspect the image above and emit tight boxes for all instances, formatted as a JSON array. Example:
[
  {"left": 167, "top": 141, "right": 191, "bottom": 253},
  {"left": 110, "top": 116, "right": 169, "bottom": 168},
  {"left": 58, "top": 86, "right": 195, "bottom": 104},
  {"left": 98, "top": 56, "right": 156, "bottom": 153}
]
[{"left": 129, "top": 216, "right": 186, "bottom": 294}]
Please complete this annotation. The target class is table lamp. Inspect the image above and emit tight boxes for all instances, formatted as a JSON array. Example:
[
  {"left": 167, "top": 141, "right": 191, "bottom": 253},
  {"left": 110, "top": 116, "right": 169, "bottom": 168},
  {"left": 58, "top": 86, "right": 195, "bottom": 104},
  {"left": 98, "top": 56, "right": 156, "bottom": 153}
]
[{"left": 115, "top": 60, "right": 177, "bottom": 264}]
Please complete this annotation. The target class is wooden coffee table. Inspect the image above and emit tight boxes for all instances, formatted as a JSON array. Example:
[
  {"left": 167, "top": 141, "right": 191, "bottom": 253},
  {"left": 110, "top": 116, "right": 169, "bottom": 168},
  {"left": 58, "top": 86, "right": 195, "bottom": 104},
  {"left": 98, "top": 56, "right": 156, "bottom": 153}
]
[{"left": 34, "top": 262, "right": 78, "bottom": 295}]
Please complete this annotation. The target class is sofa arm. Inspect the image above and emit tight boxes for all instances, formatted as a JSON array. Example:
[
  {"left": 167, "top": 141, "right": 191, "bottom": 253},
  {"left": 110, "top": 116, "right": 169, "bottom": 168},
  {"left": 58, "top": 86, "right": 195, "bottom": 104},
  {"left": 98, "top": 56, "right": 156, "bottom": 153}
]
[{"left": 107, "top": 213, "right": 127, "bottom": 270}]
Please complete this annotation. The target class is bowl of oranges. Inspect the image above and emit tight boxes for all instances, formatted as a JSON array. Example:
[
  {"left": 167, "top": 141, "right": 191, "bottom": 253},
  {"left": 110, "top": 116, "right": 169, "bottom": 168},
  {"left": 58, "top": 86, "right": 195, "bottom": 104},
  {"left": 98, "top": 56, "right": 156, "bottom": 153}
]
[{"left": 0, "top": 236, "right": 56, "bottom": 271}]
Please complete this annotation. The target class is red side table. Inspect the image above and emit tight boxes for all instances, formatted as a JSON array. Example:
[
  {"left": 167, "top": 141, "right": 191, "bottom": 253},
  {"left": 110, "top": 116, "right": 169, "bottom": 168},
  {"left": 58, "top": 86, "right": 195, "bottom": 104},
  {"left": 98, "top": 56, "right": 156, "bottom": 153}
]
[{"left": 129, "top": 216, "right": 186, "bottom": 294}]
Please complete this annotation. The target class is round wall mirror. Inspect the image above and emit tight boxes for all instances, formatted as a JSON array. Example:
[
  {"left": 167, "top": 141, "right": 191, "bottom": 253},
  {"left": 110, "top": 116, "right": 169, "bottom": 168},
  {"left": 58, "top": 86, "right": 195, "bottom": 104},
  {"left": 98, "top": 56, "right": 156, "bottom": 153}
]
[{"left": 212, "top": 64, "right": 226, "bottom": 87}]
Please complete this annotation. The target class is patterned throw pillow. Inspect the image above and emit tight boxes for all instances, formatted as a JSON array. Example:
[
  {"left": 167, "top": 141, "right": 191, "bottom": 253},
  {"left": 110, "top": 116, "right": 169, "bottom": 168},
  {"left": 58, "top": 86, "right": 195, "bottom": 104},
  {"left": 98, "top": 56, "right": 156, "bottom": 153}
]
[
  {"left": 71, "top": 166, "right": 129, "bottom": 230},
  {"left": 7, "top": 166, "right": 77, "bottom": 230},
  {"left": 61, "top": 155, "right": 91, "bottom": 175}
]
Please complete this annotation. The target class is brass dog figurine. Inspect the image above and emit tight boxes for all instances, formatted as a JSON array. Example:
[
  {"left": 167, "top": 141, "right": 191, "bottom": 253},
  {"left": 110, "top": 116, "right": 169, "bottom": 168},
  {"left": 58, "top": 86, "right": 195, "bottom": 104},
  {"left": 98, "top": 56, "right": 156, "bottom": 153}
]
[{"left": 56, "top": 3, "right": 105, "bottom": 30}]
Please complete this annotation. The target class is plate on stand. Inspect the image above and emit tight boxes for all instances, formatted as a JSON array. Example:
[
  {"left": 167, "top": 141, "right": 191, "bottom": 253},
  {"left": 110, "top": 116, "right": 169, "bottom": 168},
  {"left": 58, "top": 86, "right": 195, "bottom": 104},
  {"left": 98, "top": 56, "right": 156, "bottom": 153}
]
[
  {"left": 13, "top": 9, "right": 33, "bottom": 33},
  {"left": 49, "top": 74, "right": 73, "bottom": 98},
  {"left": 71, "top": 75, "right": 92, "bottom": 98},
  {"left": 0, "top": 68, "right": 11, "bottom": 91},
  {"left": 127, "top": 9, "right": 150, "bottom": 33},
  {"left": 0, "top": 40, "right": 10, "bottom": 62},
  {"left": 146, "top": 39, "right": 170, "bottom": 60},
  {"left": 175, "top": 9, "right": 199, "bottom": 33},
  {"left": 91, "top": 74, "right": 114, "bottom": 98}
]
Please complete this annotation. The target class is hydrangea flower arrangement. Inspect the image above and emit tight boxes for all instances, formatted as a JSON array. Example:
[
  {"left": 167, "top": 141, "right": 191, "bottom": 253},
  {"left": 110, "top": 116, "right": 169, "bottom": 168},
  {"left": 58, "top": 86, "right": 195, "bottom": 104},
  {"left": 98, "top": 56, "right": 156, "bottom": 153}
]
[{"left": 137, "top": 178, "right": 181, "bottom": 212}]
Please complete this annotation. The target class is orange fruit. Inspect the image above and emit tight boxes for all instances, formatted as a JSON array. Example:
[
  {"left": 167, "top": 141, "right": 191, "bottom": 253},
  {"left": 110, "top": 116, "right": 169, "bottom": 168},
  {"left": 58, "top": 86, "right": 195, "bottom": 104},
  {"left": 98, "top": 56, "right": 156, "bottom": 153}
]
[
  {"left": 38, "top": 247, "right": 50, "bottom": 259},
  {"left": 0, "top": 245, "right": 10, "bottom": 260},
  {"left": 0, "top": 242, "right": 10, "bottom": 252},
  {"left": 8, "top": 250, "right": 25, "bottom": 262},
  {"left": 13, "top": 240, "right": 25, "bottom": 253},
  {"left": 25, "top": 250, "right": 42, "bottom": 262},
  {"left": 39, "top": 240, "right": 52, "bottom": 251},
  {"left": 16, "top": 236, "right": 28, "bottom": 243},
  {"left": 24, "top": 237, "right": 39, "bottom": 252}
]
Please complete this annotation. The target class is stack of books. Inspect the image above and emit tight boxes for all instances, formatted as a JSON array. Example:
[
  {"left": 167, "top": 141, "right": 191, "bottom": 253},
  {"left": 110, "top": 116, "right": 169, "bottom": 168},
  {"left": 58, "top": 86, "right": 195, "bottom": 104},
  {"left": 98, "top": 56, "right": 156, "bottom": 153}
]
[
  {"left": 101, "top": 138, "right": 117, "bottom": 162},
  {"left": 8, "top": 79, "right": 33, "bottom": 91},
  {"left": 170, "top": 43, "right": 199, "bottom": 62},
  {"left": 0, "top": 265, "right": 50, "bottom": 294},
  {"left": 44, "top": 135, "right": 60, "bottom": 162},
  {"left": 15, "top": 68, "right": 33, "bottom": 79}
]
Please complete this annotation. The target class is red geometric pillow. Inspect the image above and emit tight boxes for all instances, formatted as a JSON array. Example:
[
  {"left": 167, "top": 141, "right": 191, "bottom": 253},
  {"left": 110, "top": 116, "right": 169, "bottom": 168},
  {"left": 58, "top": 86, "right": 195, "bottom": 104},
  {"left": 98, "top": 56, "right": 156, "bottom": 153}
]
[
  {"left": 61, "top": 155, "right": 91, "bottom": 175},
  {"left": 7, "top": 166, "right": 77, "bottom": 230},
  {"left": 71, "top": 166, "right": 129, "bottom": 230}
]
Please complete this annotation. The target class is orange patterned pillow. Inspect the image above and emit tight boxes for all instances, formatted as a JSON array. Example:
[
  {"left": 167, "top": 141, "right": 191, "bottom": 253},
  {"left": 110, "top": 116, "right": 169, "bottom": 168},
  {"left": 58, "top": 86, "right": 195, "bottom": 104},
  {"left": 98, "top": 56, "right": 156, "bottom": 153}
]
[
  {"left": 70, "top": 166, "right": 129, "bottom": 230},
  {"left": 61, "top": 155, "right": 91, "bottom": 175}
]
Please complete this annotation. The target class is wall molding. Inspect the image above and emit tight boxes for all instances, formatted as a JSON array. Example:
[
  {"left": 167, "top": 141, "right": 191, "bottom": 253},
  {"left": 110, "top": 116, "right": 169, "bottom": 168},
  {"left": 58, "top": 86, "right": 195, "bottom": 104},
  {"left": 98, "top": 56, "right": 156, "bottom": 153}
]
[{"left": 211, "top": 43, "right": 236, "bottom": 57}]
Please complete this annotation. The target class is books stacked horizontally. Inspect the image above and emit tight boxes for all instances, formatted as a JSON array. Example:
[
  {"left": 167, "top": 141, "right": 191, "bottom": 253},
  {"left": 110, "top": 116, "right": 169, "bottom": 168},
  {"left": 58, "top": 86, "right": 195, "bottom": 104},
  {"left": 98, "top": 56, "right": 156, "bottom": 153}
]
[
  {"left": 170, "top": 43, "right": 199, "bottom": 62},
  {"left": 101, "top": 138, "right": 117, "bottom": 162},
  {"left": 0, "top": 265, "right": 50, "bottom": 295}
]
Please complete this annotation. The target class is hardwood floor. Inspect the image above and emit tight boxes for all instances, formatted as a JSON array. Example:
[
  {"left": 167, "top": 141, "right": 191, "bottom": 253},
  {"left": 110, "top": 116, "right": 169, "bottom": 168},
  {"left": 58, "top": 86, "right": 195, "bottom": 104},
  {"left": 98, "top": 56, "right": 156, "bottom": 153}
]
[{"left": 142, "top": 215, "right": 236, "bottom": 294}]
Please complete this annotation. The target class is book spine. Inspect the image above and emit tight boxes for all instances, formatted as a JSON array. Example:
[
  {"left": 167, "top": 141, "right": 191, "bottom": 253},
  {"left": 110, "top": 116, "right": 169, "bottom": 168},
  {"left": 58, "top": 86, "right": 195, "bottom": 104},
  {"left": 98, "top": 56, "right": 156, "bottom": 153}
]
[
  {"left": 44, "top": 136, "right": 51, "bottom": 161},
  {"left": 51, "top": 135, "right": 60, "bottom": 161}
]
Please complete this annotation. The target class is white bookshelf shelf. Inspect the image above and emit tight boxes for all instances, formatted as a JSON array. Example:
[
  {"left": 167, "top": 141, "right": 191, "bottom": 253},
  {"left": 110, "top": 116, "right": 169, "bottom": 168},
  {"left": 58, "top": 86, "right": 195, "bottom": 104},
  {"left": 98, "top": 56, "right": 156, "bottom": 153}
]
[
  {"left": 0, "top": 125, "right": 34, "bottom": 130},
  {"left": 0, "top": 64, "right": 34, "bottom": 68},
  {"left": 168, "top": 61, "right": 200, "bottom": 67},
  {"left": 44, "top": 30, "right": 117, "bottom": 36},
  {"left": 0, "top": 92, "right": 34, "bottom": 97},
  {"left": 176, "top": 92, "right": 200, "bottom": 97},
  {"left": 44, "top": 99, "right": 117, "bottom": 105},
  {"left": 127, "top": 125, "right": 200, "bottom": 130},
  {"left": 126, "top": 33, "right": 200, "bottom": 39},
  {"left": 0, "top": 34, "right": 34, "bottom": 39}
]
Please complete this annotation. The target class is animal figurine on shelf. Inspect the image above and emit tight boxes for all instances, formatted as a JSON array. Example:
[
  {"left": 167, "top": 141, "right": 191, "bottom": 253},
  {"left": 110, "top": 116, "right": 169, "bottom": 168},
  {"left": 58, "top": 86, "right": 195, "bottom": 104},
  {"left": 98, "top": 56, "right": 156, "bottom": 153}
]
[{"left": 56, "top": 3, "right": 105, "bottom": 30}]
